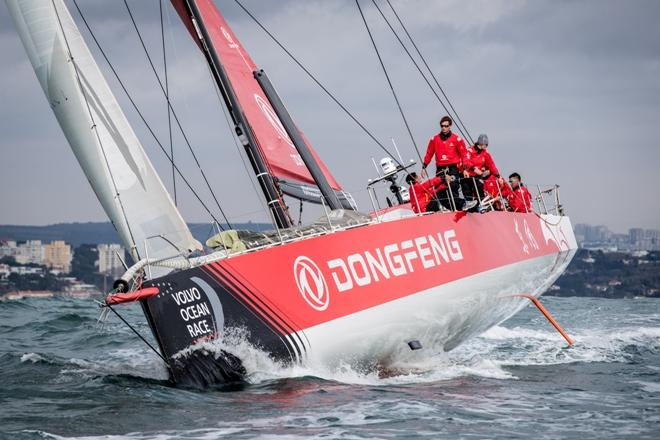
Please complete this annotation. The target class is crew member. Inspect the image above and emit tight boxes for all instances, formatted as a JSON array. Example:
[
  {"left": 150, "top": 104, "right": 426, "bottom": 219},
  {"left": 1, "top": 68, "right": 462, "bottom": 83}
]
[
  {"left": 501, "top": 172, "right": 533, "bottom": 213},
  {"left": 406, "top": 172, "right": 446, "bottom": 213},
  {"left": 462, "top": 133, "right": 500, "bottom": 208},
  {"left": 422, "top": 116, "right": 469, "bottom": 210}
]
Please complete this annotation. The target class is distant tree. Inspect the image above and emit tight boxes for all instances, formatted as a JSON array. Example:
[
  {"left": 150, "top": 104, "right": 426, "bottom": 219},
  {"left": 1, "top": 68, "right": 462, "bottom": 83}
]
[
  {"left": 71, "top": 244, "right": 104, "bottom": 290},
  {"left": 6, "top": 272, "right": 67, "bottom": 292},
  {"left": 0, "top": 256, "right": 16, "bottom": 265}
]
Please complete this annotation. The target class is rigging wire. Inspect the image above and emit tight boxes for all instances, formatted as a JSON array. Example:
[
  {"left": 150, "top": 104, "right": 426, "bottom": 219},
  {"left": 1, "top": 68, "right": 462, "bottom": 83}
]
[
  {"left": 384, "top": 0, "right": 474, "bottom": 145},
  {"left": 369, "top": 0, "right": 471, "bottom": 144},
  {"left": 102, "top": 300, "right": 168, "bottom": 363},
  {"left": 122, "top": 0, "right": 232, "bottom": 228},
  {"left": 355, "top": 0, "right": 423, "bottom": 165},
  {"left": 50, "top": 0, "right": 139, "bottom": 260},
  {"left": 159, "top": 0, "right": 177, "bottom": 205},
  {"left": 232, "top": 0, "right": 407, "bottom": 170},
  {"left": 71, "top": 0, "right": 226, "bottom": 229}
]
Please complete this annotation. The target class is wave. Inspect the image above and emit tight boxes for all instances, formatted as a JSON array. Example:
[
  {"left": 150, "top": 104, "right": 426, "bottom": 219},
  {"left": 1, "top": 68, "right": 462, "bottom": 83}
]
[
  {"left": 461, "top": 324, "right": 660, "bottom": 367},
  {"left": 26, "top": 399, "right": 433, "bottom": 439},
  {"left": 5, "top": 298, "right": 659, "bottom": 390},
  {"left": 125, "top": 316, "right": 660, "bottom": 388},
  {"left": 19, "top": 352, "right": 46, "bottom": 364},
  {"left": 6, "top": 323, "right": 659, "bottom": 391},
  {"left": 5, "top": 347, "right": 169, "bottom": 385}
]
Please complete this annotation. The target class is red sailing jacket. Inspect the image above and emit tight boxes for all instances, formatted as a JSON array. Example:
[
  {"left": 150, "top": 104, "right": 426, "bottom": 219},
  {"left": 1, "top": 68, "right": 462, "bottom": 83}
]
[
  {"left": 423, "top": 132, "right": 468, "bottom": 169},
  {"left": 483, "top": 175, "right": 502, "bottom": 198},
  {"left": 502, "top": 183, "right": 533, "bottom": 213},
  {"left": 410, "top": 177, "right": 446, "bottom": 213},
  {"left": 466, "top": 149, "right": 499, "bottom": 178}
]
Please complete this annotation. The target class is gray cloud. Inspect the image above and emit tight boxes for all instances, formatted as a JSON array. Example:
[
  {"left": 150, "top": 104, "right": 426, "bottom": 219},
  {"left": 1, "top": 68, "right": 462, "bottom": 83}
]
[{"left": 0, "top": 0, "right": 658, "bottom": 233}]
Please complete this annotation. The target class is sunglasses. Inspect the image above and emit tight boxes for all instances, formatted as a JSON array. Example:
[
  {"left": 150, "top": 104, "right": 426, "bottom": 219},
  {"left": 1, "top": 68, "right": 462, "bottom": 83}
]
[{"left": 440, "top": 124, "right": 450, "bottom": 128}]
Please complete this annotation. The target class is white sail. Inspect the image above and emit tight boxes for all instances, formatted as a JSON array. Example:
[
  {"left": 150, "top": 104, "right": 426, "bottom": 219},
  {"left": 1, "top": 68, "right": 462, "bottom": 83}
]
[{"left": 6, "top": 0, "right": 202, "bottom": 265}]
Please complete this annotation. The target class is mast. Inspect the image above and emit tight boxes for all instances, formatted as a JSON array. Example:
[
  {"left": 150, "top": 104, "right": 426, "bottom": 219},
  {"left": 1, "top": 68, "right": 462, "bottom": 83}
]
[
  {"left": 254, "top": 70, "right": 342, "bottom": 210},
  {"left": 178, "top": 0, "right": 292, "bottom": 229}
]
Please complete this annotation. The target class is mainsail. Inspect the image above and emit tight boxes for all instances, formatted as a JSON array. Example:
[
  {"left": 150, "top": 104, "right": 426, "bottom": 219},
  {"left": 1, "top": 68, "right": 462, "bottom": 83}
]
[
  {"left": 171, "top": 0, "right": 353, "bottom": 207},
  {"left": 7, "top": 0, "right": 201, "bottom": 263}
]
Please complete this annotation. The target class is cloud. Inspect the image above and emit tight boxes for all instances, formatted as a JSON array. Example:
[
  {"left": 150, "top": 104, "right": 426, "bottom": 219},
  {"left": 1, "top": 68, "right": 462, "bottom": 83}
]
[{"left": 0, "top": 0, "right": 658, "bottom": 232}]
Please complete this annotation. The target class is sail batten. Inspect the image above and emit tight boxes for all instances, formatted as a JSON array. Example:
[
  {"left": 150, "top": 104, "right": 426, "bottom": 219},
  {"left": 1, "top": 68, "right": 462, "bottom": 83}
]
[
  {"left": 172, "top": 0, "right": 349, "bottom": 206},
  {"left": 7, "top": 0, "right": 201, "bottom": 267}
]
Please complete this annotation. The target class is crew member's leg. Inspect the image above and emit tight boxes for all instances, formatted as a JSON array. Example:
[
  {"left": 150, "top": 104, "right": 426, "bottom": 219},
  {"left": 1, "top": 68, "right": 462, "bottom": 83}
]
[
  {"left": 446, "top": 165, "right": 465, "bottom": 210},
  {"left": 462, "top": 177, "right": 483, "bottom": 212},
  {"left": 435, "top": 167, "right": 455, "bottom": 210},
  {"left": 461, "top": 176, "right": 480, "bottom": 203},
  {"left": 426, "top": 199, "right": 441, "bottom": 212}
]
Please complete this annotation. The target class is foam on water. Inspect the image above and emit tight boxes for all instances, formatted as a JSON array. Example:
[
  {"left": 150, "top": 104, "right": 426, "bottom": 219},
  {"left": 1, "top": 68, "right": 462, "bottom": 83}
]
[
  {"left": 175, "top": 326, "right": 514, "bottom": 387},
  {"left": 170, "top": 316, "right": 660, "bottom": 388},
  {"left": 466, "top": 323, "right": 660, "bottom": 367},
  {"left": 20, "top": 352, "right": 45, "bottom": 363}
]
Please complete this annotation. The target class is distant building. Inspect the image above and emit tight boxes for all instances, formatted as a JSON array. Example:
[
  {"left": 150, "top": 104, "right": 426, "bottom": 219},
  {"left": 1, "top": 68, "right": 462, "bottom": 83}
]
[
  {"left": 629, "top": 228, "right": 645, "bottom": 243},
  {"left": 97, "top": 244, "right": 125, "bottom": 276},
  {"left": 10, "top": 266, "right": 43, "bottom": 275},
  {"left": 15, "top": 240, "right": 44, "bottom": 265},
  {"left": 1, "top": 290, "right": 54, "bottom": 301},
  {"left": 645, "top": 229, "right": 660, "bottom": 251},
  {"left": 43, "top": 240, "right": 72, "bottom": 273},
  {"left": 0, "top": 263, "right": 9, "bottom": 279},
  {"left": 0, "top": 240, "right": 18, "bottom": 259},
  {"left": 629, "top": 228, "right": 660, "bottom": 251},
  {"left": 575, "top": 224, "right": 614, "bottom": 248},
  {"left": 575, "top": 224, "right": 660, "bottom": 252}
]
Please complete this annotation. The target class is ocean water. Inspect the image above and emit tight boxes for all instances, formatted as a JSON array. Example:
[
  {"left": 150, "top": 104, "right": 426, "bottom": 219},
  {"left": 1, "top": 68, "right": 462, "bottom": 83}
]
[{"left": 0, "top": 296, "right": 658, "bottom": 439}]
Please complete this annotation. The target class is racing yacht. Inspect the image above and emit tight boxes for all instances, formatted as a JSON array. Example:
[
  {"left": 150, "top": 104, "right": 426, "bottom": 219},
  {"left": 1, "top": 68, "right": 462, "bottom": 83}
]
[{"left": 7, "top": 0, "right": 578, "bottom": 387}]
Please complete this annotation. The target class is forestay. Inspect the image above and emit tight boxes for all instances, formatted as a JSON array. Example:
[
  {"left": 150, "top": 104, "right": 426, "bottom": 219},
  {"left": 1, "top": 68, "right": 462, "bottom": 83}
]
[{"left": 7, "top": 0, "right": 201, "bottom": 264}]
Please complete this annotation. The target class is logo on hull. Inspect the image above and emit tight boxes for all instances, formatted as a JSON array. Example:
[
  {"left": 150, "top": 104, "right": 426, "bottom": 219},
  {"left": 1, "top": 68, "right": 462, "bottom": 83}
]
[
  {"left": 170, "top": 277, "right": 225, "bottom": 341},
  {"left": 294, "top": 256, "right": 329, "bottom": 311},
  {"left": 292, "top": 230, "right": 463, "bottom": 310}
]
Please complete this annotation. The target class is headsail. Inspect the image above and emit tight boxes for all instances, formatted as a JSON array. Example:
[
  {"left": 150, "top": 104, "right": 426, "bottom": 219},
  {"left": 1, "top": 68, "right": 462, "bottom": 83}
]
[
  {"left": 7, "top": 0, "right": 201, "bottom": 264},
  {"left": 172, "top": 0, "right": 353, "bottom": 207}
]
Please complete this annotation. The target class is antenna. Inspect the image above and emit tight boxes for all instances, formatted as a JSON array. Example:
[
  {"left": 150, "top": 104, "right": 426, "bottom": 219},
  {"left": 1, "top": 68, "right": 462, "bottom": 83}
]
[
  {"left": 391, "top": 138, "right": 404, "bottom": 164},
  {"left": 371, "top": 157, "right": 382, "bottom": 177}
]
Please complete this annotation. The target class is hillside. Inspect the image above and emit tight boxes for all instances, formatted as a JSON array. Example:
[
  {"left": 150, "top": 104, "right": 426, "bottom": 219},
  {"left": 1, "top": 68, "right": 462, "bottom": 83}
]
[
  {"left": 548, "top": 249, "right": 659, "bottom": 298},
  {"left": 0, "top": 222, "right": 272, "bottom": 247}
]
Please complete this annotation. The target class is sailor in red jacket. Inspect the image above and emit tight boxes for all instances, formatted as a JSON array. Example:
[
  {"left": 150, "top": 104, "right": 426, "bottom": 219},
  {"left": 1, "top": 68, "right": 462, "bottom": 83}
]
[
  {"left": 501, "top": 172, "right": 533, "bottom": 213},
  {"left": 422, "top": 116, "right": 469, "bottom": 210},
  {"left": 405, "top": 172, "right": 447, "bottom": 213},
  {"left": 462, "top": 133, "right": 500, "bottom": 208}
]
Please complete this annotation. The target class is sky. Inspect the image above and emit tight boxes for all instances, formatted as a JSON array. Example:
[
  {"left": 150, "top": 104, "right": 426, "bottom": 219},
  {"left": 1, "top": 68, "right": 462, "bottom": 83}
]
[{"left": 0, "top": 0, "right": 658, "bottom": 233}]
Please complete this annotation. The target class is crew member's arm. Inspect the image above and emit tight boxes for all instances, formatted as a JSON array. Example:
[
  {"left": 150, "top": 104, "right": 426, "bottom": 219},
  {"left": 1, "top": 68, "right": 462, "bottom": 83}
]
[
  {"left": 463, "top": 153, "right": 477, "bottom": 177},
  {"left": 420, "top": 177, "right": 442, "bottom": 190},
  {"left": 485, "top": 151, "right": 500, "bottom": 177},
  {"left": 423, "top": 137, "right": 435, "bottom": 169},
  {"left": 500, "top": 181, "right": 513, "bottom": 198},
  {"left": 456, "top": 136, "right": 468, "bottom": 169},
  {"left": 523, "top": 187, "right": 533, "bottom": 211}
]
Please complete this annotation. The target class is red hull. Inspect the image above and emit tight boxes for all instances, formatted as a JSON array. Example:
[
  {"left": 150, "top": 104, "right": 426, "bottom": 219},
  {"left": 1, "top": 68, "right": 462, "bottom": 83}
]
[{"left": 142, "top": 211, "right": 577, "bottom": 378}]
